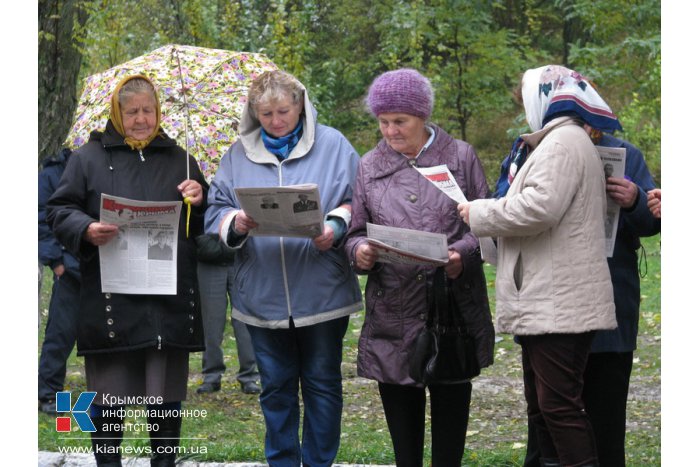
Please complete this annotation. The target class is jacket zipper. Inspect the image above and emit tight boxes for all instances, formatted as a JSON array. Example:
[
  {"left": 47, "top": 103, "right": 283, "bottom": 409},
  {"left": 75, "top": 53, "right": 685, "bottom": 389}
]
[
  {"left": 158, "top": 335, "right": 162, "bottom": 350},
  {"left": 278, "top": 161, "right": 293, "bottom": 319},
  {"left": 138, "top": 149, "right": 145, "bottom": 161}
]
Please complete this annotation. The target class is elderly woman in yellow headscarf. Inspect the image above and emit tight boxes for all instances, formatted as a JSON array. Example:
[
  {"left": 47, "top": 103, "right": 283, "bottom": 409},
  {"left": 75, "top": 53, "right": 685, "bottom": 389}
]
[{"left": 47, "top": 75, "right": 208, "bottom": 467}]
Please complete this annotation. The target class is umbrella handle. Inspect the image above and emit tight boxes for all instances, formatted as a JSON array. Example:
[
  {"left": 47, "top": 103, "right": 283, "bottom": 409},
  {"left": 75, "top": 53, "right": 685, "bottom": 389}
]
[{"left": 183, "top": 197, "right": 191, "bottom": 239}]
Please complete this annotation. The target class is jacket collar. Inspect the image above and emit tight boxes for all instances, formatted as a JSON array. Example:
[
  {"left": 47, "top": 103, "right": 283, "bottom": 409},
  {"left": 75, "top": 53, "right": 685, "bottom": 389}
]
[{"left": 521, "top": 116, "right": 582, "bottom": 150}]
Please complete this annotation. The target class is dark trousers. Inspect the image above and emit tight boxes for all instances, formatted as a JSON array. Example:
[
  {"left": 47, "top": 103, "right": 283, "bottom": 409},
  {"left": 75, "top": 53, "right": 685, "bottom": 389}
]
[
  {"left": 378, "top": 381, "right": 472, "bottom": 467},
  {"left": 38, "top": 272, "right": 80, "bottom": 401},
  {"left": 520, "top": 332, "right": 597, "bottom": 467},
  {"left": 523, "top": 351, "right": 634, "bottom": 467},
  {"left": 583, "top": 352, "right": 634, "bottom": 466}
]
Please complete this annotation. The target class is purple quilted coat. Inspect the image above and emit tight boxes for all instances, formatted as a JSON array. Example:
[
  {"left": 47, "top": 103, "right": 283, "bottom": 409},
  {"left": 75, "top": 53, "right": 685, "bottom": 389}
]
[{"left": 345, "top": 124, "right": 495, "bottom": 386}]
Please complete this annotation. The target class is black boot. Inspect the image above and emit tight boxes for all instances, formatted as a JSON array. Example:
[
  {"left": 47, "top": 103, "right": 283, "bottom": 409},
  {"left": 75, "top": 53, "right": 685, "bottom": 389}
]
[
  {"left": 90, "top": 413, "right": 124, "bottom": 467},
  {"left": 148, "top": 413, "right": 182, "bottom": 467}
]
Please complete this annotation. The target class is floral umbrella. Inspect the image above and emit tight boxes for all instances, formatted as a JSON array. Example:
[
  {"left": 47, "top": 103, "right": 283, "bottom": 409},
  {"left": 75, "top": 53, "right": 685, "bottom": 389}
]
[{"left": 65, "top": 44, "right": 278, "bottom": 181}]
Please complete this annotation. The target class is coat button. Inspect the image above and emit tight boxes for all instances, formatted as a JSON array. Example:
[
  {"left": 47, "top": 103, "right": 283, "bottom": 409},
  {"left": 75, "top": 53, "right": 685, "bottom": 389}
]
[
  {"left": 419, "top": 313, "right": 426, "bottom": 320},
  {"left": 105, "top": 305, "right": 112, "bottom": 312},
  {"left": 108, "top": 331, "right": 115, "bottom": 338},
  {"left": 105, "top": 293, "right": 111, "bottom": 299},
  {"left": 416, "top": 274, "right": 424, "bottom": 281},
  {"left": 189, "top": 301, "right": 195, "bottom": 307},
  {"left": 408, "top": 194, "right": 417, "bottom": 203},
  {"left": 189, "top": 288, "right": 195, "bottom": 294},
  {"left": 189, "top": 328, "right": 194, "bottom": 334},
  {"left": 189, "top": 314, "right": 194, "bottom": 320},
  {"left": 376, "top": 289, "right": 384, "bottom": 297},
  {"left": 107, "top": 318, "right": 114, "bottom": 325}
]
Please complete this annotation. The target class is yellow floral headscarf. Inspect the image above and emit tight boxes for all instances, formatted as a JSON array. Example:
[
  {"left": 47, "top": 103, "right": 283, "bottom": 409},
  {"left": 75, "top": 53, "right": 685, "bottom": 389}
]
[{"left": 109, "top": 74, "right": 162, "bottom": 150}]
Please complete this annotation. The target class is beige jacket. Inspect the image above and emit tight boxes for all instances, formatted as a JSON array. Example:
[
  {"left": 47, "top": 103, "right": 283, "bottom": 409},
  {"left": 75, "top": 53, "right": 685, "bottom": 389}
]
[{"left": 469, "top": 117, "right": 616, "bottom": 335}]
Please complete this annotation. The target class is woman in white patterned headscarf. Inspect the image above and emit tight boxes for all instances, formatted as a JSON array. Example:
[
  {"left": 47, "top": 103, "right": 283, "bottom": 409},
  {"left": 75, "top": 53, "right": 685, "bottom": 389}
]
[{"left": 457, "top": 65, "right": 619, "bottom": 466}]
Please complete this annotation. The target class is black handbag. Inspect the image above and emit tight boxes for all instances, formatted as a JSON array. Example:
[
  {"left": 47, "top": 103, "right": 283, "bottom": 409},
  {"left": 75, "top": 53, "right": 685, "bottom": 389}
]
[{"left": 408, "top": 267, "right": 481, "bottom": 384}]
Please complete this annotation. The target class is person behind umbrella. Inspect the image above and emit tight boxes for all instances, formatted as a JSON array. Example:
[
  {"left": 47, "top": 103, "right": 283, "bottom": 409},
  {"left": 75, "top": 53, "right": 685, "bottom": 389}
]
[
  {"left": 205, "top": 69, "right": 362, "bottom": 467},
  {"left": 38, "top": 148, "right": 80, "bottom": 415},
  {"left": 458, "top": 65, "right": 618, "bottom": 466},
  {"left": 47, "top": 74, "right": 208, "bottom": 467},
  {"left": 344, "top": 68, "right": 495, "bottom": 466}
]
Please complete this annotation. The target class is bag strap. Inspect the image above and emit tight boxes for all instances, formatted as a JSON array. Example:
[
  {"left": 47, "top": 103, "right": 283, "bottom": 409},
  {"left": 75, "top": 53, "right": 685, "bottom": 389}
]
[
  {"left": 432, "top": 266, "right": 466, "bottom": 329},
  {"left": 432, "top": 267, "right": 449, "bottom": 327}
]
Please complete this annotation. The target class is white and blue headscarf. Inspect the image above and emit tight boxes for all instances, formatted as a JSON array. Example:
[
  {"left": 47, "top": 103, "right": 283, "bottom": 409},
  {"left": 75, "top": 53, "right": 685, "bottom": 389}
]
[
  {"left": 494, "top": 65, "right": 622, "bottom": 197},
  {"left": 522, "top": 65, "right": 622, "bottom": 133}
]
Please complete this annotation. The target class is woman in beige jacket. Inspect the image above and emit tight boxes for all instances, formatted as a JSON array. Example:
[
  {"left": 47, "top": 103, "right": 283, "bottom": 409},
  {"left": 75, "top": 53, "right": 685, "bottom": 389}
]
[{"left": 458, "top": 65, "right": 617, "bottom": 467}]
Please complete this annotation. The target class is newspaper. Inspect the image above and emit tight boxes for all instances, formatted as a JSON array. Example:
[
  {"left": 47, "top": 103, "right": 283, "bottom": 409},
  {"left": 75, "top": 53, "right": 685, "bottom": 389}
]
[
  {"left": 414, "top": 164, "right": 467, "bottom": 203},
  {"left": 596, "top": 146, "right": 627, "bottom": 257},
  {"left": 99, "top": 194, "right": 182, "bottom": 295},
  {"left": 414, "top": 164, "right": 496, "bottom": 265},
  {"left": 234, "top": 184, "right": 324, "bottom": 238},
  {"left": 366, "top": 223, "right": 449, "bottom": 266}
]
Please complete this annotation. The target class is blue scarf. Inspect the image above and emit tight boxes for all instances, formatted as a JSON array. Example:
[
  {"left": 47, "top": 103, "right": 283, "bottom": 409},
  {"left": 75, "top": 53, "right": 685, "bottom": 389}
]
[
  {"left": 261, "top": 120, "right": 304, "bottom": 160},
  {"left": 494, "top": 137, "right": 531, "bottom": 198}
]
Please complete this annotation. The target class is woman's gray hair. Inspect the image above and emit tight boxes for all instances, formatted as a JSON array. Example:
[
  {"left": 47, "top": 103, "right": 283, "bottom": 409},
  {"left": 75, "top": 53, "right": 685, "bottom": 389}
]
[
  {"left": 247, "top": 70, "right": 305, "bottom": 116},
  {"left": 118, "top": 77, "right": 157, "bottom": 107}
]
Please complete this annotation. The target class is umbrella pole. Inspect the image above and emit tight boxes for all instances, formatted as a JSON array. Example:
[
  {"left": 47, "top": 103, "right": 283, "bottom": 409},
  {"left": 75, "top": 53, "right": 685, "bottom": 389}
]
[{"left": 175, "top": 47, "right": 192, "bottom": 238}]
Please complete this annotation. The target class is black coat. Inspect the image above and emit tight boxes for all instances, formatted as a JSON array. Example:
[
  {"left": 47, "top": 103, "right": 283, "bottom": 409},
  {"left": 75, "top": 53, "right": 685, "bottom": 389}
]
[{"left": 46, "top": 121, "right": 208, "bottom": 355}]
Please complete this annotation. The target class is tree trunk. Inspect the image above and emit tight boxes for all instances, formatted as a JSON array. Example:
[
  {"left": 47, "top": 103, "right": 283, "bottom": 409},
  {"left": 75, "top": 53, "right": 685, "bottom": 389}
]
[{"left": 38, "top": 0, "right": 89, "bottom": 162}]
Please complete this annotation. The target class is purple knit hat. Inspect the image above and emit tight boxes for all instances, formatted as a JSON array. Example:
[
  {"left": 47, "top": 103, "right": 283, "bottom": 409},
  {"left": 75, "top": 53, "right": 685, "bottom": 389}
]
[{"left": 366, "top": 68, "right": 434, "bottom": 120}]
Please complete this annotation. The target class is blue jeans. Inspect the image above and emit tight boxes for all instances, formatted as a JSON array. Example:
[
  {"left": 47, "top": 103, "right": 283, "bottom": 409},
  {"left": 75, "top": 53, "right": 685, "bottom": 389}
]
[
  {"left": 248, "top": 316, "right": 349, "bottom": 467},
  {"left": 38, "top": 271, "right": 80, "bottom": 401},
  {"left": 197, "top": 262, "right": 259, "bottom": 385}
]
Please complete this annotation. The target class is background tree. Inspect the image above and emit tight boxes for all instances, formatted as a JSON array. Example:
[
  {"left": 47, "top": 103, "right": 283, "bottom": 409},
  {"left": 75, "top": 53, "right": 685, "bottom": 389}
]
[
  {"left": 38, "top": 0, "right": 90, "bottom": 161},
  {"left": 40, "top": 0, "right": 661, "bottom": 184}
]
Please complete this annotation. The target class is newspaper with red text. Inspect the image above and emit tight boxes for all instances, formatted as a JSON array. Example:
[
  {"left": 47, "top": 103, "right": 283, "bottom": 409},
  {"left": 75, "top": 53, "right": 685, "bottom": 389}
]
[
  {"left": 99, "top": 194, "right": 182, "bottom": 295},
  {"left": 413, "top": 164, "right": 497, "bottom": 265}
]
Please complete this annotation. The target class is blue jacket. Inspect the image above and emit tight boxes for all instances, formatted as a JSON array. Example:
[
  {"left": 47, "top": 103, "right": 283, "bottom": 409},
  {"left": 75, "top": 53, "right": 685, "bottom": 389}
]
[
  {"left": 38, "top": 148, "right": 79, "bottom": 278},
  {"left": 591, "top": 134, "right": 660, "bottom": 353},
  {"left": 205, "top": 92, "right": 363, "bottom": 328}
]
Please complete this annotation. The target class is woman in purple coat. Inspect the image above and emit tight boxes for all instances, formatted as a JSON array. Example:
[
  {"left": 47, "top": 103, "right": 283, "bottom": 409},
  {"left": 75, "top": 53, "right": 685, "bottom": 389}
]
[{"left": 345, "top": 69, "right": 495, "bottom": 467}]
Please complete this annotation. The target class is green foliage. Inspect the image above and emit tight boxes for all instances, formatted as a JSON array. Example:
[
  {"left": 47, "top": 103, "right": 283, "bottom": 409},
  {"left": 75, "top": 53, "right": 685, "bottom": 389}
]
[
  {"left": 563, "top": 0, "right": 661, "bottom": 182},
  {"left": 64, "top": 0, "right": 660, "bottom": 186}
]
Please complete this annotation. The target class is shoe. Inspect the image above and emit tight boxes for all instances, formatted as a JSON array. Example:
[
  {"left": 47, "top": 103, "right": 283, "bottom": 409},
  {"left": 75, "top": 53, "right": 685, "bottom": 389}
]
[
  {"left": 241, "top": 381, "right": 261, "bottom": 394},
  {"left": 39, "top": 398, "right": 56, "bottom": 414},
  {"left": 196, "top": 382, "right": 221, "bottom": 394}
]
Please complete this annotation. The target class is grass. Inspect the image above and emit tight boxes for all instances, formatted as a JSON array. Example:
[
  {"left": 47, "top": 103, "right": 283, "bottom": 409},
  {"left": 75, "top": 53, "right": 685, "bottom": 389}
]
[{"left": 38, "top": 235, "right": 661, "bottom": 465}]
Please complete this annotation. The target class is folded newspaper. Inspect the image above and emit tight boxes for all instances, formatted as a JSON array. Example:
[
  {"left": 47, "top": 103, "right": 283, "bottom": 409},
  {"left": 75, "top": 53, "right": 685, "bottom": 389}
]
[
  {"left": 367, "top": 223, "right": 449, "bottom": 266},
  {"left": 234, "top": 184, "right": 324, "bottom": 238},
  {"left": 595, "top": 145, "right": 626, "bottom": 257}
]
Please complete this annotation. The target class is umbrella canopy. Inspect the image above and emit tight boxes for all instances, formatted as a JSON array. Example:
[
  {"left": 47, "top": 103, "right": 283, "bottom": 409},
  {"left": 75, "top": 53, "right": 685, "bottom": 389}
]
[{"left": 65, "top": 44, "right": 277, "bottom": 181}]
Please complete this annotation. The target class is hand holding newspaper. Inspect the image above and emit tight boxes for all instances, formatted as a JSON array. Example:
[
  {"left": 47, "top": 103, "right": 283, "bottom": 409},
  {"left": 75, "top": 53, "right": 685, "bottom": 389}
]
[
  {"left": 595, "top": 146, "right": 627, "bottom": 257},
  {"left": 234, "top": 184, "right": 324, "bottom": 238},
  {"left": 98, "top": 194, "right": 182, "bottom": 295},
  {"left": 366, "top": 222, "right": 449, "bottom": 266},
  {"left": 413, "top": 164, "right": 497, "bottom": 265}
]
